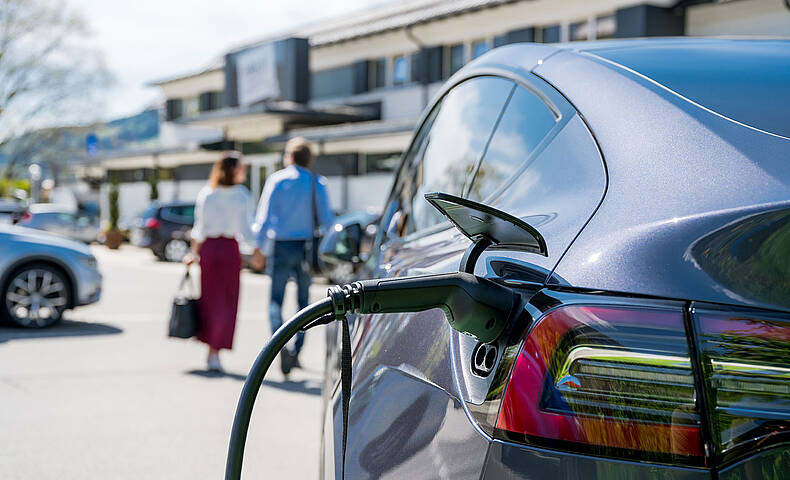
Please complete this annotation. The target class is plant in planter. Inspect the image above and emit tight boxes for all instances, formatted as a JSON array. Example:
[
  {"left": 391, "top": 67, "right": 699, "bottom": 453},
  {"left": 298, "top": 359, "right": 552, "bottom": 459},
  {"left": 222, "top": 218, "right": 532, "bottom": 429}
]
[
  {"left": 104, "top": 173, "right": 124, "bottom": 249},
  {"left": 148, "top": 168, "right": 159, "bottom": 201}
]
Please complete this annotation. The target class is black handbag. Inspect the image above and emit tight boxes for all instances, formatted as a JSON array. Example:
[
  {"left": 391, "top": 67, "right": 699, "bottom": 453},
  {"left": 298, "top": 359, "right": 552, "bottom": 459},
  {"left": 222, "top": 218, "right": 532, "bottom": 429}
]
[
  {"left": 306, "top": 173, "right": 323, "bottom": 273},
  {"left": 168, "top": 267, "right": 200, "bottom": 339}
]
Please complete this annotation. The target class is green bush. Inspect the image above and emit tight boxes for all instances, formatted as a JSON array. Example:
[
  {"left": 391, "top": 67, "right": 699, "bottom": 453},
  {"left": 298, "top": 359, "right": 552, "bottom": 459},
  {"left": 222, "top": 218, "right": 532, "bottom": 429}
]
[
  {"left": 108, "top": 173, "right": 120, "bottom": 231},
  {"left": 148, "top": 168, "right": 159, "bottom": 201},
  {"left": 0, "top": 178, "right": 30, "bottom": 198}
]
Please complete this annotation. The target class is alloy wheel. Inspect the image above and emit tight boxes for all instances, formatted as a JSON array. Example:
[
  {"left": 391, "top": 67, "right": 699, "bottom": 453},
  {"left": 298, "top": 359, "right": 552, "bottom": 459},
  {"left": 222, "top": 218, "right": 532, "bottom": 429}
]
[
  {"left": 164, "top": 239, "right": 190, "bottom": 262},
  {"left": 4, "top": 266, "right": 69, "bottom": 327}
]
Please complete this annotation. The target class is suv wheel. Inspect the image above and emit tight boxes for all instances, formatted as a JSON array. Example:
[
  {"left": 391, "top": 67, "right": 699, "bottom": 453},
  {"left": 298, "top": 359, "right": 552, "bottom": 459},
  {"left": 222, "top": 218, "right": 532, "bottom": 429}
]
[
  {"left": 3, "top": 264, "right": 71, "bottom": 328},
  {"left": 164, "top": 239, "right": 190, "bottom": 262}
]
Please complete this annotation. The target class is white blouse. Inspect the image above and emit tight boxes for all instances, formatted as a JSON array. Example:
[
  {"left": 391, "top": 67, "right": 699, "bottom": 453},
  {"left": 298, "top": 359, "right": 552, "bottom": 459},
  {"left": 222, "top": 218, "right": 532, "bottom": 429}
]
[{"left": 191, "top": 185, "right": 255, "bottom": 244}]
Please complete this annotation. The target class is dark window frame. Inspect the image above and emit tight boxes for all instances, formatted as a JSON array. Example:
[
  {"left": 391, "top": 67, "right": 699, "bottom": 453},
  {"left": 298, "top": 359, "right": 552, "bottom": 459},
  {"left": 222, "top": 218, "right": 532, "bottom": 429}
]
[
  {"left": 381, "top": 72, "right": 570, "bottom": 243},
  {"left": 369, "top": 58, "right": 387, "bottom": 90}
]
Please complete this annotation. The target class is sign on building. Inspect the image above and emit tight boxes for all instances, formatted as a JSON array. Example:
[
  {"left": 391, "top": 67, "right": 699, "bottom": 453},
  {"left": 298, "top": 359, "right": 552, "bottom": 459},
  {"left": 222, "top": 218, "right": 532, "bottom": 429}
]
[
  {"left": 225, "top": 37, "right": 309, "bottom": 107},
  {"left": 235, "top": 44, "right": 280, "bottom": 106}
]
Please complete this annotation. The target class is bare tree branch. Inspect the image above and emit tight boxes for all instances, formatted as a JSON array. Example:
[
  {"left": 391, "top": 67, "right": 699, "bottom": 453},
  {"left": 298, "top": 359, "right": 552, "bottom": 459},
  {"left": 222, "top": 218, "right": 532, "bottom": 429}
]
[{"left": 0, "top": 0, "right": 112, "bottom": 179}]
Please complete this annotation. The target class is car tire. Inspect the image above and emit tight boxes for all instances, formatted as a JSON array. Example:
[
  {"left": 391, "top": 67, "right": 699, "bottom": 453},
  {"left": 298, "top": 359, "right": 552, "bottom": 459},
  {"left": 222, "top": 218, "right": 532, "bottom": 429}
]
[
  {"left": 3, "top": 263, "right": 71, "bottom": 328},
  {"left": 163, "top": 239, "right": 190, "bottom": 263}
]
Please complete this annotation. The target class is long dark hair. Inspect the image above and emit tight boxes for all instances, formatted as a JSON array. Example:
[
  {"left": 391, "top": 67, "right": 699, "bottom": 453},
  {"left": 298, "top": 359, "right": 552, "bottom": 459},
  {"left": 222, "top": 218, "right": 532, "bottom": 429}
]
[{"left": 209, "top": 151, "right": 242, "bottom": 188}]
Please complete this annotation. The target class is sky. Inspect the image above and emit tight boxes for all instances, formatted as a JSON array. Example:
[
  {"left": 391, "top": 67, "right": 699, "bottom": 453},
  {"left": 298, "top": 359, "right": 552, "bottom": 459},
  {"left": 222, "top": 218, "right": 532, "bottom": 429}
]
[{"left": 69, "top": 0, "right": 390, "bottom": 121}]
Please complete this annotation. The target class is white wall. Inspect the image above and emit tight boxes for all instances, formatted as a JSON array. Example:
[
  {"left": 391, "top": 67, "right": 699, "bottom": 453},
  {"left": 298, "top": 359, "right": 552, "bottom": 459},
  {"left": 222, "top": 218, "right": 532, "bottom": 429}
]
[
  {"left": 347, "top": 173, "right": 393, "bottom": 212},
  {"left": 687, "top": 0, "right": 790, "bottom": 36},
  {"left": 322, "top": 173, "right": 394, "bottom": 214}
]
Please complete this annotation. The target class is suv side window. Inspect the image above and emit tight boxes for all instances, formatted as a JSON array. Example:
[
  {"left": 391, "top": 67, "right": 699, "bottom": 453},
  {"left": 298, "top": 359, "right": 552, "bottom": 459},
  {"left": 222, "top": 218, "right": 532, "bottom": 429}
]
[
  {"left": 468, "top": 85, "right": 558, "bottom": 201},
  {"left": 388, "top": 76, "right": 514, "bottom": 237}
]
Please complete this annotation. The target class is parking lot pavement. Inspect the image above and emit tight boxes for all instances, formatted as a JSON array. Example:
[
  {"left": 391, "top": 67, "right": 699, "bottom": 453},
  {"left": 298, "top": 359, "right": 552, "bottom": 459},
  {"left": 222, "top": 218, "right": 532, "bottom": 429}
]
[{"left": 0, "top": 245, "right": 329, "bottom": 479}]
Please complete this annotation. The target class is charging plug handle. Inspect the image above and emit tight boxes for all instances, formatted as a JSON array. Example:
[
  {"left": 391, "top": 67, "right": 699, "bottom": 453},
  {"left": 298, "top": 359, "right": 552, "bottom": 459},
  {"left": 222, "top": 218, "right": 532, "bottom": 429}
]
[{"left": 329, "top": 272, "right": 515, "bottom": 344}]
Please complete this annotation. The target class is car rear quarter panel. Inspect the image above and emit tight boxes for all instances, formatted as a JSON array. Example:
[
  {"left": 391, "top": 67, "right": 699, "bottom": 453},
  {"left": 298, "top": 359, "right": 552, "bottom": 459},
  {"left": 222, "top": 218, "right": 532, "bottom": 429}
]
[{"left": 535, "top": 50, "right": 790, "bottom": 312}]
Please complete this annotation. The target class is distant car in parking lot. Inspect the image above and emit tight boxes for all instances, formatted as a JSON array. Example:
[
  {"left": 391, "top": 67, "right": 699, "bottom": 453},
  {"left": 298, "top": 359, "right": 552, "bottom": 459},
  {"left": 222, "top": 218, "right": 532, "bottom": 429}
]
[
  {"left": 0, "top": 224, "right": 101, "bottom": 327},
  {"left": 131, "top": 201, "right": 194, "bottom": 262},
  {"left": 319, "top": 209, "right": 379, "bottom": 284},
  {"left": 17, "top": 204, "right": 99, "bottom": 243}
]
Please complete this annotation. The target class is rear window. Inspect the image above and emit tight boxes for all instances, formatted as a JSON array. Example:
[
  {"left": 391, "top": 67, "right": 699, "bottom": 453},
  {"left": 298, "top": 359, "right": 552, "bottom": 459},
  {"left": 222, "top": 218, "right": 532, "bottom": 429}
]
[
  {"left": 141, "top": 205, "right": 158, "bottom": 220},
  {"left": 589, "top": 40, "right": 790, "bottom": 138},
  {"left": 162, "top": 205, "right": 195, "bottom": 222}
]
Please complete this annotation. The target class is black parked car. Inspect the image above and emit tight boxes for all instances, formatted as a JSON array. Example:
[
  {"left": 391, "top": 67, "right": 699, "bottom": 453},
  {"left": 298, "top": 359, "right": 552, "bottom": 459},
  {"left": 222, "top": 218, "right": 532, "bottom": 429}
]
[
  {"left": 319, "top": 209, "right": 379, "bottom": 285},
  {"left": 131, "top": 201, "right": 194, "bottom": 262},
  {"left": 318, "top": 39, "right": 790, "bottom": 479}
]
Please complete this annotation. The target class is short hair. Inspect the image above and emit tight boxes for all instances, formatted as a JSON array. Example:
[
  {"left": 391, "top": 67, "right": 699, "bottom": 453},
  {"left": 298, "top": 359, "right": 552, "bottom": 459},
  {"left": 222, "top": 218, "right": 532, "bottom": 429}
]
[
  {"left": 285, "top": 137, "right": 312, "bottom": 168},
  {"left": 209, "top": 151, "right": 242, "bottom": 188}
]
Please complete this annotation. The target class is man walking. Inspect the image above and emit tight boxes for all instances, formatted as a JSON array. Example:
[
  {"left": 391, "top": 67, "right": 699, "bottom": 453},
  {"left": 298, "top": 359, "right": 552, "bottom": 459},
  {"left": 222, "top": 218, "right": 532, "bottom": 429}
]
[{"left": 252, "top": 138, "right": 334, "bottom": 374}]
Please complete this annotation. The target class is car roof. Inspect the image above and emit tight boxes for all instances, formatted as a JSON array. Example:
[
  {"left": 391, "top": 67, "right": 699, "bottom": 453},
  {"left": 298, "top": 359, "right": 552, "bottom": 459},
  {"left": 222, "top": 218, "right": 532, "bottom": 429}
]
[
  {"left": 566, "top": 38, "right": 790, "bottom": 138},
  {"left": 153, "top": 201, "right": 195, "bottom": 208},
  {"left": 0, "top": 198, "right": 25, "bottom": 210},
  {"left": 483, "top": 38, "right": 790, "bottom": 138},
  {"left": 468, "top": 39, "right": 790, "bottom": 309},
  {"left": 29, "top": 203, "right": 76, "bottom": 214}
]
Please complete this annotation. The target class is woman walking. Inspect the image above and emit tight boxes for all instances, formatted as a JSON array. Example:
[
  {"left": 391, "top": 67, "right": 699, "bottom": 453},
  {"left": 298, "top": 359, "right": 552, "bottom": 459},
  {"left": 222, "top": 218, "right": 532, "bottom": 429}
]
[{"left": 184, "top": 151, "right": 259, "bottom": 372}]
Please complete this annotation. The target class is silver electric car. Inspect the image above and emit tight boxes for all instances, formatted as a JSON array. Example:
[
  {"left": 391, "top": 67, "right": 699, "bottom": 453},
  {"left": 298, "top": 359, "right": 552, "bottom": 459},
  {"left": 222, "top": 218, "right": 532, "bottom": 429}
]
[{"left": 0, "top": 224, "right": 102, "bottom": 327}]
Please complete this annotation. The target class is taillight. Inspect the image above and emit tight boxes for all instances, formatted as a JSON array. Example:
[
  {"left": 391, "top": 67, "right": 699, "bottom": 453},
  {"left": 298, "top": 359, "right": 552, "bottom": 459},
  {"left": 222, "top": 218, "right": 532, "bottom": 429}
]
[
  {"left": 19, "top": 212, "right": 32, "bottom": 223},
  {"left": 145, "top": 217, "right": 160, "bottom": 229},
  {"left": 496, "top": 304, "right": 703, "bottom": 465},
  {"left": 692, "top": 306, "right": 790, "bottom": 465}
]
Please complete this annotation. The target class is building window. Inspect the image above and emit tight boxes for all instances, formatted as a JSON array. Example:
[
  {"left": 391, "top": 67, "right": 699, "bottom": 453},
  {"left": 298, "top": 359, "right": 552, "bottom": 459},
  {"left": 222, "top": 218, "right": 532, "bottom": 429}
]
[
  {"left": 392, "top": 55, "right": 410, "bottom": 85},
  {"left": 311, "top": 66, "right": 355, "bottom": 99},
  {"left": 165, "top": 99, "right": 183, "bottom": 121},
  {"left": 183, "top": 97, "right": 199, "bottom": 117},
  {"left": 369, "top": 58, "right": 386, "bottom": 90},
  {"left": 444, "top": 43, "right": 465, "bottom": 78},
  {"left": 596, "top": 15, "right": 616, "bottom": 39},
  {"left": 570, "top": 19, "right": 592, "bottom": 41},
  {"left": 539, "top": 25, "right": 562, "bottom": 43},
  {"left": 471, "top": 40, "right": 490, "bottom": 59},
  {"left": 364, "top": 153, "right": 401, "bottom": 173}
]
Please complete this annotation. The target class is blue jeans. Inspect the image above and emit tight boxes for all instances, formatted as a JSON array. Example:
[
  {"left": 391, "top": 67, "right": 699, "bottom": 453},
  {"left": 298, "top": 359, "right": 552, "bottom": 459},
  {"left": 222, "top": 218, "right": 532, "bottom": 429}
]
[{"left": 268, "top": 240, "right": 311, "bottom": 355}]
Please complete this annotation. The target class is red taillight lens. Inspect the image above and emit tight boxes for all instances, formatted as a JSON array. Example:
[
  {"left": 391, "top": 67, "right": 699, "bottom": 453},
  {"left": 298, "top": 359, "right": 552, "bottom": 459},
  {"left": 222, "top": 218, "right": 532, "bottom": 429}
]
[
  {"left": 20, "top": 212, "right": 31, "bottom": 222},
  {"left": 145, "top": 218, "right": 160, "bottom": 229},
  {"left": 496, "top": 305, "right": 703, "bottom": 464},
  {"left": 693, "top": 307, "right": 790, "bottom": 464}
]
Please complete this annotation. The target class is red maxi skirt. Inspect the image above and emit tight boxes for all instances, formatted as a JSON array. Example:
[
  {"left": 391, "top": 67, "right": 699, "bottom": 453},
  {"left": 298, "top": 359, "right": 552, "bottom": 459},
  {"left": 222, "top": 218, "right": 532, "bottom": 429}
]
[{"left": 197, "top": 237, "right": 241, "bottom": 350}]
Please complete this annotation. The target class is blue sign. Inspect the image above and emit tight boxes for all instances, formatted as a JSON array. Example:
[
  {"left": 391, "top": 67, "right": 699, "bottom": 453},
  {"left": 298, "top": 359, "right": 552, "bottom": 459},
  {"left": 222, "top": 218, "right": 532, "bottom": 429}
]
[{"left": 86, "top": 133, "right": 98, "bottom": 157}]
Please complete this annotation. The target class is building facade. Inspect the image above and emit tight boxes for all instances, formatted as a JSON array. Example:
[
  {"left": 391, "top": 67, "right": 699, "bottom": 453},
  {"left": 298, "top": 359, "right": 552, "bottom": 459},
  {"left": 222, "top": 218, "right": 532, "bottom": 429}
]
[{"left": 101, "top": 0, "right": 790, "bottom": 225}]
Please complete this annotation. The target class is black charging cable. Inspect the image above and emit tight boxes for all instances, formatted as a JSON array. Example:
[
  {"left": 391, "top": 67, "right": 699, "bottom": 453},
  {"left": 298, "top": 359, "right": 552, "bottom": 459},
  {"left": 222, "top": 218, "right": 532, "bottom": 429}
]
[{"left": 225, "top": 272, "right": 516, "bottom": 480}]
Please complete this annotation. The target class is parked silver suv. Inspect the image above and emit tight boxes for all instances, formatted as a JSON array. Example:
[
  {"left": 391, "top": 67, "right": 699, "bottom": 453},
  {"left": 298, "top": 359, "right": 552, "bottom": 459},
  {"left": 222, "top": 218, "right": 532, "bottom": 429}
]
[{"left": 0, "top": 224, "right": 102, "bottom": 327}]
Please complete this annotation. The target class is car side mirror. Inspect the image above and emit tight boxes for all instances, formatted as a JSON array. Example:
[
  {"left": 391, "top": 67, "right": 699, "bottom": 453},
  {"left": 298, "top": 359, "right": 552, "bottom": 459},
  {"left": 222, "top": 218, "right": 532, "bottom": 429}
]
[{"left": 320, "top": 222, "right": 363, "bottom": 265}]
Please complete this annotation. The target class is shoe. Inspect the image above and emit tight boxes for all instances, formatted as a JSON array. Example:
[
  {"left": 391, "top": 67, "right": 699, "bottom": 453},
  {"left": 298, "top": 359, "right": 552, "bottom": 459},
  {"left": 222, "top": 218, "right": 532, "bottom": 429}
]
[
  {"left": 207, "top": 353, "right": 223, "bottom": 373},
  {"left": 280, "top": 350, "right": 293, "bottom": 376}
]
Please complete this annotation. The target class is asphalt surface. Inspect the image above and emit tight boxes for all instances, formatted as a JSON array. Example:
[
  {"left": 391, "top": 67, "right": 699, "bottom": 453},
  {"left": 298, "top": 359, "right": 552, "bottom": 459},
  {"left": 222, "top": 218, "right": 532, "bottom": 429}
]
[{"left": 0, "top": 245, "right": 329, "bottom": 479}]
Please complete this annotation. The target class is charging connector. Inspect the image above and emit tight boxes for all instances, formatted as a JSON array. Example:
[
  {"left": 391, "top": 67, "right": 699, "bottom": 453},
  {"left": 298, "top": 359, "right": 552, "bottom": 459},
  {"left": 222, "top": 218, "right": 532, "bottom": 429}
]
[
  {"left": 226, "top": 271, "right": 517, "bottom": 479},
  {"left": 328, "top": 271, "right": 516, "bottom": 343}
]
